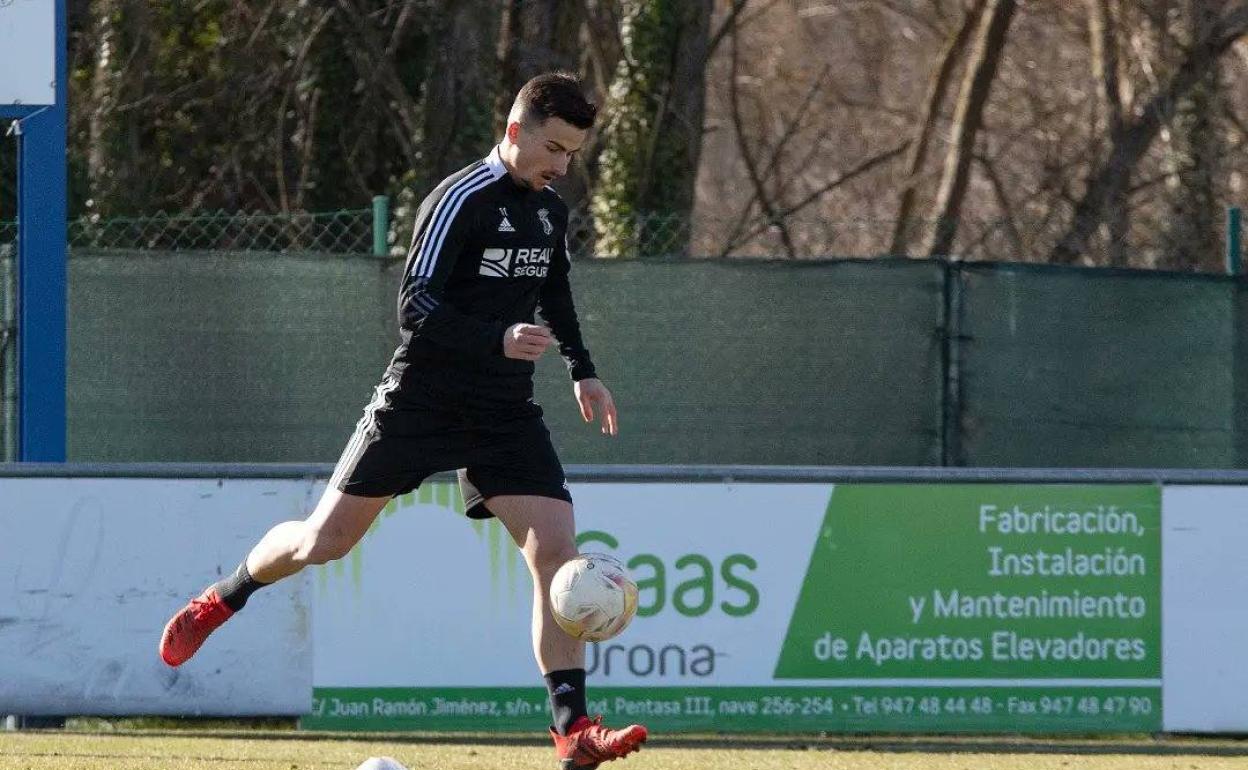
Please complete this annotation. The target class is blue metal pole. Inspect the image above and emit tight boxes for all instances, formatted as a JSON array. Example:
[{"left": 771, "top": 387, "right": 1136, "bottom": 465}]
[
  {"left": 15, "top": 0, "right": 67, "bottom": 461},
  {"left": 1229, "top": 206, "right": 1243, "bottom": 276}
]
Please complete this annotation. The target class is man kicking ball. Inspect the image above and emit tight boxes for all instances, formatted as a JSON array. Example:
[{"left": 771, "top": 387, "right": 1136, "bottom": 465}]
[{"left": 159, "top": 72, "right": 645, "bottom": 769}]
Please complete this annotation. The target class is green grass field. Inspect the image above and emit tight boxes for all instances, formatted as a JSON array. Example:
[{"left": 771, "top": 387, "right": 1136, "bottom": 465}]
[{"left": 3, "top": 729, "right": 1248, "bottom": 770}]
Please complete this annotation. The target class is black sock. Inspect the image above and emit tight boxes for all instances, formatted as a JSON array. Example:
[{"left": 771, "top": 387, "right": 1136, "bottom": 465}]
[
  {"left": 544, "top": 668, "right": 588, "bottom": 735},
  {"left": 214, "top": 561, "right": 270, "bottom": 612}
]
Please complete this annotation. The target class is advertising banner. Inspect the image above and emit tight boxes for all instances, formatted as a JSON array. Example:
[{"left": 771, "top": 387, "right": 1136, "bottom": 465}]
[
  {"left": 306, "top": 482, "right": 1161, "bottom": 732},
  {"left": 1161, "top": 485, "right": 1248, "bottom": 731},
  {"left": 0, "top": 478, "right": 313, "bottom": 715},
  {"left": 0, "top": 0, "right": 56, "bottom": 106},
  {"left": 17, "top": 473, "right": 1248, "bottom": 731}
]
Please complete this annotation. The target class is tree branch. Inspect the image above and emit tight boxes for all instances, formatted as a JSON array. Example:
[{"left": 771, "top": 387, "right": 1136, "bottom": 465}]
[
  {"left": 721, "top": 140, "right": 911, "bottom": 255},
  {"left": 973, "top": 152, "right": 1025, "bottom": 258},
  {"left": 727, "top": 22, "right": 796, "bottom": 257},
  {"left": 707, "top": 0, "right": 751, "bottom": 59},
  {"left": 924, "top": 0, "right": 1018, "bottom": 258},
  {"left": 1049, "top": 2, "right": 1248, "bottom": 263},
  {"left": 889, "top": 0, "right": 986, "bottom": 256}
]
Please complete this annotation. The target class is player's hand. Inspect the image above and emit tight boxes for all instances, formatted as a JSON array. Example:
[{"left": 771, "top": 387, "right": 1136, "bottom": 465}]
[
  {"left": 503, "top": 323, "right": 553, "bottom": 361},
  {"left": 574, "top": 378, "right": 618, "bottom": 436}
]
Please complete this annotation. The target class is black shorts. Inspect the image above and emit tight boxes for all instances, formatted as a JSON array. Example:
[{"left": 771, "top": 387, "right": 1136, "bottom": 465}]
[{"left": 328, "top": 390, "right": 571, "bottom": 520}]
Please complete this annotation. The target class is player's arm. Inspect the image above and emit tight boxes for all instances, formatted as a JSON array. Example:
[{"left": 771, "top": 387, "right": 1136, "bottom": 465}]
[
  {"left": 400, "top": 192, "right": 506, "bottom": 359},
  {"left": 538, "top": 229, "right": 618, "bottom": 435},
  {"left": 537, "top": 227, "right": 595, "bottom": 379}
]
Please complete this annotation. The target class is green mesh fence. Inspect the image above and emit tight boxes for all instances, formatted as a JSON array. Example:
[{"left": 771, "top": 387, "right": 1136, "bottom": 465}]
[
  {"left": 68, "top": 209, "right": 376, "bottom": 253},
  {"left": 954, "top": 265, "right": 1242, "bottom": 468},
  {"left": 2, "top": 209, "right": 685, "bottom": 258},
  {"left": 527, "top": 260, "right": 945, "bottom": 465},
  {"left": 65, "top": 254, "right": 945, "bottom": 464},
  {"left": 68, "top": 251, "right": 394, "bottom": 461},
  {"left": 7, "top": 206, "right": 1237, "bottom": 261},
  {"left": 3, "top": 247, "right": 1245, "bottom": 468}
]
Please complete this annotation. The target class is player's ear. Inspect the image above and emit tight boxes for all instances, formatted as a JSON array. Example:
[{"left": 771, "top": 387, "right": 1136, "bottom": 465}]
[{"left": 506, "top": 121, "right": 523, "bottom": 143}]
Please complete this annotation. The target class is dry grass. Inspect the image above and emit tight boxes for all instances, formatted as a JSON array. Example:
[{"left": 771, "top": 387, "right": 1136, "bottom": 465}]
[{"left": 3, "top": 730, "right": 1248, "bottom": 770}]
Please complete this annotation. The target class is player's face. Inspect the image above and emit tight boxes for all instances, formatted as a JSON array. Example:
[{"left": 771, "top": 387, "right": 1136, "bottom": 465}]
[{"left": 511, "top": 117, "right": 587, "bottom": 189}]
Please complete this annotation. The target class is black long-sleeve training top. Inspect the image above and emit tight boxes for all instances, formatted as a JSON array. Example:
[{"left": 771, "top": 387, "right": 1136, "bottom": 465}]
[{"left": 384, "top": 146, "right": 596, "bottom": 412}]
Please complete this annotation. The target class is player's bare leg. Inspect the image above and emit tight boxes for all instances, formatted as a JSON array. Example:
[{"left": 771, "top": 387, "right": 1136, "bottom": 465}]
[
  {"left": 159, "top": 488, "right": 389, "bottom": 666},
  {"left": 490, "top": 494, "right": 647, "bottom": 768},
  {"left": 246, "top": 488, "right": 390, "bottom": 582},
  {"left": 491, "top": 494, "right": 582, "bottom": 672}
]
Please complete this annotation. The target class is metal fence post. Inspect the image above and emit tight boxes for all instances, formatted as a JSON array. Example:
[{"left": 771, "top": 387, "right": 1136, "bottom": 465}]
[
  {"left": 372, "top": 195, "right": 390, "bottom": 257},
  {"left": 1233, "top": 207, "right": 1246, "bottom": 468},
  {"left": 941, "top": 261, "right": 965, "bottom": 467},
  {"left": 1, "top": 251, "right": 13, "bottom": 462},
  {"left": 1229, "top": 206, "right": 1243, "bottom": 276}
]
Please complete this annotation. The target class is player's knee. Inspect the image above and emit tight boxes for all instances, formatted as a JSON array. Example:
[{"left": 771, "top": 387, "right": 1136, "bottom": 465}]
[
  {"left": 531, "top": 538, "right": 578, "bottom": 579},
  {"left": 294, "top": 526, "right": 354, "bottom": 565}
]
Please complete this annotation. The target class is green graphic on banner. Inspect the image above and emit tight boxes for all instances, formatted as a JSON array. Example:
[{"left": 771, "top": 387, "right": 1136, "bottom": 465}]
[
  {"left": 776, "top": 484, "right": 1160, "bottom": 680},
  {"left": 304, "top": 686, "right": 1160, "bottom": 733},
  {"left": 304, "top": 484, "right": 1164, "bottom": 734}
]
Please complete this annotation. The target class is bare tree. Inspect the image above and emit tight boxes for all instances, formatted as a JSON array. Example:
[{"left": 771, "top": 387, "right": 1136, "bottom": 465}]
[
  {"left": 889, "top": 0, "right": 986, "bottom": 256},
  {"left": 700, "top": 0, "right": 931, "bottom": 258},
  {"left": 495, "top": 0, "right": 585, "bottom": 133},
  {"left": 1163, "top": 0, "right": 1228, "bottom": 271},
  {"left": 728, "top": 21, "right": 796, "bottom": 257},
  {"left": 273, "top": 3, "right": 336, "bottom": 213},
  {"left": 86, "top": 0, "right": 121, "bottom": 212},
  {"left": 1086, "top": 0, "right": 1131, "bottom": 265},
  {"left": 591, "top": 0, "right": 712, "bottom": 257},
  {"left": 719, "top": 57, "right": 838, "bottom": 257},
  {"left": 924, "top": 0, "right": 1018, "bottom": 258},
  {"left": 1050, "top": 2, "right": 1248, "bottom": 264},
  {"left": 53, "top": 0, "right": 1248, "bottom": 272},
  {"left": 720, "top": 141, "right": 912, "bottom": 256},
  {"left": 419, "top": 0, "right": 499, "bottom": 189}
]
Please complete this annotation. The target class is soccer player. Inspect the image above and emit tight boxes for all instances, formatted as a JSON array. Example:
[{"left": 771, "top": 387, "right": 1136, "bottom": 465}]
[{"left": 159, "top": 73, "right": 646, "bottom": 769}]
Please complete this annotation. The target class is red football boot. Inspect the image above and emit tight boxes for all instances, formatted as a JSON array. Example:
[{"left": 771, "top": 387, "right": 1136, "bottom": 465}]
[
  {"left": 158, "top": 588, "right": 235, "bottom": 667},
  {"left": 551, "top": 715, "right": 648, "bottom": 770}
]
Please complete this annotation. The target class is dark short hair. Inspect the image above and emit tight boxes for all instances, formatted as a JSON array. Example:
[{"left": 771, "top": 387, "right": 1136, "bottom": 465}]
[{"left": 513, "top": 72, "right": 597, "bottom": 130}]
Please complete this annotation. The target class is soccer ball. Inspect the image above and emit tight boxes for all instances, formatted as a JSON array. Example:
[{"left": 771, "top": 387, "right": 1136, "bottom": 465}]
[
  {"left": 355, "top": 758, "right": 408, "bottom": 770},
  {"left": 549, "top": 553, "right": 639, "bottom": 642}
]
